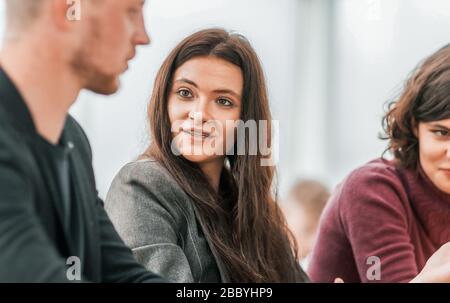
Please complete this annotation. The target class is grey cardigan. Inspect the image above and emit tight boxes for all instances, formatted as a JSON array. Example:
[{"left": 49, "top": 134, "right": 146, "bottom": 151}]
[{"left": 104, "top": 159, "right": 228, "bottom": 283}]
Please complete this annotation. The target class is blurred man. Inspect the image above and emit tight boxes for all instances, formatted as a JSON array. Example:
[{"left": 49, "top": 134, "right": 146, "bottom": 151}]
[
  {"left": 0, "top": 0, "right": 163, "bottom": 282},
  {"left": 282, "top": 180, "right": 330, "bottom": 270}
]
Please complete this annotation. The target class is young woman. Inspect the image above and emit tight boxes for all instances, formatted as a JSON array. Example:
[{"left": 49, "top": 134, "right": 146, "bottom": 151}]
[
  {"left": 309, "top": 44, "right": 450, "bottom": 283},
  {"left": 105, "top": 28, "right": 308, "bottom": 282}
]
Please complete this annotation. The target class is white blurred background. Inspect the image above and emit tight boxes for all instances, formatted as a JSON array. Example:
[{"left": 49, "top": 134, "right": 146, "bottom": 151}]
[{"left": 1, "top": 0, "right": 450, "bottom": 199}]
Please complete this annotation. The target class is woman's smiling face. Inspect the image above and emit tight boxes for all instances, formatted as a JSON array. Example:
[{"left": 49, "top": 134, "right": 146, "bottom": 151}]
[{"left": 167, "top": 56, "right": 243, "bottom": 164}]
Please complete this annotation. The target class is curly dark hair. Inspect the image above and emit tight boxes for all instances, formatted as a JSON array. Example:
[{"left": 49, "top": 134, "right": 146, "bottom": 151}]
[{"left": 381, "top": 44, "right": 450, "bottom": 169}]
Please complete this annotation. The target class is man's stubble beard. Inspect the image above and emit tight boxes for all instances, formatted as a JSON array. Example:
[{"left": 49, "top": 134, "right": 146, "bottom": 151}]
[{"left": 70, "top": 17, "right": 120, "bottom": 95}]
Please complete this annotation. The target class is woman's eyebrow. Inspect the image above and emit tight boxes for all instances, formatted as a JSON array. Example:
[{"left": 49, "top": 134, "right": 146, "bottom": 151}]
[
  {"left": 174, "top": 79, "right": 241, "bottom": 99},
  {"left": 213, "top": 89, "right": 241, "bottom": 99},
  {"left": 429, "top": 123, "right": 450, "bottom": 130},
  {"left": 174, "top": 78, "right": 198, "bottom": 87}
]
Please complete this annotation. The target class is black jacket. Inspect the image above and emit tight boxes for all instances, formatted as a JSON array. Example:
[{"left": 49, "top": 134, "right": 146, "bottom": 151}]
[{"left": 0, "top": 68, "right": 164, "bottom": 282}]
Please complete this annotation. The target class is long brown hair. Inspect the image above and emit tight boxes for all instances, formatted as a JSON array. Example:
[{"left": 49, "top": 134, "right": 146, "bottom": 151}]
[
  {"left": 143, "top": 28, "right": 306, "bottom": 282},
  {"left": 381, "top": 44, "right": 450, "bottom": 169}
]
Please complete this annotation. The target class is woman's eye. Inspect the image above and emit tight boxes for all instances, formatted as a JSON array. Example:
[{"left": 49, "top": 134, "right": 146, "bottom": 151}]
[
  {"left": 177, "top": 89, "right": 193, "bottom": 98},
  {"left": 217, "top": 98, "right": 233, "bottom": 107},
  {"left": 433, "top": 130, "right": 449, "bottom": 137}
]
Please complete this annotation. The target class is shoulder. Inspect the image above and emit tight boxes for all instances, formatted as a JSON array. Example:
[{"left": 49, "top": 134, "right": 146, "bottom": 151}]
[
  {"left": 106, "top": 158, "right": 193, "bottom": 219},
  {"left": 343, "top": 158, "right": 402, "bottom": 187},
  {"left": 111, "top": 158, "right": 185, "bottom": 195},
  {"left": 330, "top": 158, "right": 410, "bottom": 226},
  {"left": 105, "top": 158, "right": 196, "bottom": 247},
  {"left": 336, "top": 158, "right": 405, "bottom": 201}
]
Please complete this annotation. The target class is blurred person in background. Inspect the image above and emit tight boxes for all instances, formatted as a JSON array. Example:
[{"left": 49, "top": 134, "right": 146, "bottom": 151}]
[{"left": 281, "top": 179, "right": 330, "bottom": 270}]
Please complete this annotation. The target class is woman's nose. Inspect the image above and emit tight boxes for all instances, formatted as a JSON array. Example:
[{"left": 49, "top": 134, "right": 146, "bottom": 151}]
[
  {"left": 189, "top": 99, "right": 211, "bottom": 124},
  {"left": 446, "top": 144, "right": 450, "bottom": 158}
]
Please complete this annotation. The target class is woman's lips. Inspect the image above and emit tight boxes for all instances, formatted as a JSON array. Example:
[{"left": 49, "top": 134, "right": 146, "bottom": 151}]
[{"left": 182, "top": 129, "right": 211, "bottom": 138}]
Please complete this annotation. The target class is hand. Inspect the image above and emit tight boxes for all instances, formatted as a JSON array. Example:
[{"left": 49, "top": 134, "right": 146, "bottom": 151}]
[{"left": 410, "top": 242, "right": 450, "bottom": 283}]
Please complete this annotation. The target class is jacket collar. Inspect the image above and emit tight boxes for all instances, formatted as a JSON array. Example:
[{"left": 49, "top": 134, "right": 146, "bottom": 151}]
[{"left": 0, "top": 68, "right": 37, "bottom": 135}]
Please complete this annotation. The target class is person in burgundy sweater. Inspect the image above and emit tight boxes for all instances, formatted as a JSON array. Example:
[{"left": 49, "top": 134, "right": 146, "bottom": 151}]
[{"left": 309, "top": 44, "right": 450, "bottom": 283}]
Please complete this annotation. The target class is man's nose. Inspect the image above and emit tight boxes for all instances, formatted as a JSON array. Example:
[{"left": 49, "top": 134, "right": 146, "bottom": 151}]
[
  {"left": 134, "top": 28, "right": 150, "bottom": 46},
  {"left": 134, "top": 17, "right": 151, "bottom": 46},
  {"left": 137, "top": 29, "right": 150, "bottom": 46}
]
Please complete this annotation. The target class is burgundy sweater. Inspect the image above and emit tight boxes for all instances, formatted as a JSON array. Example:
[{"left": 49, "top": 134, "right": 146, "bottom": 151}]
[{"left": 308, "top": 159, "right": 450, "bottom": 283}]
